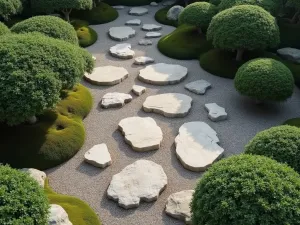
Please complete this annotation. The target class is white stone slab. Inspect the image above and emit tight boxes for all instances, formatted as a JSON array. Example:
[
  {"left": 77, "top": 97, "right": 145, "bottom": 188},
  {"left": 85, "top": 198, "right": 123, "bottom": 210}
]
[
  {"left": 125, "top": 19, "right": 141, "bottom": 26},
  {"left": 185, "top": 80, "right": 211, "bottom": 95},
  {"left": 150, "top": 2, "right": 158, "bottom": 6},
  {"left": 84, "top": 144, "right": 112, "bottom": 168},
  {"left": 132, "top": 85, "right": 146, "bottom": 96},
  {"left": 138, "top": 39, "right": 153, "bottom": 45},
  {"left": 113, "top": 5, "right": 125, "bottom": 9},
  {"left": 101, "top": 92, "right": 132, "bottom": 108},
  {"left": 48, "top": 204, "right": 72, "bottom": 225},
  {"left": 163, "top": 0, "right": 176, "bottom": 6},
  {"left": 20, "top": 168, "right": 46, "bottom": 187},
  {"left": 129, "top": 7, "right": 148, "bottom": 16},
  {"left": 110, "top": 43, "right": 135, "bottom": 59},
  {"left": 277, "top": 47, "right": 300, "bottom": 63},
  {"left": 134, "top": 56, "right": 154, "bottom": 65},
  {"left": 145, "top": 32, "right": 162, "bottom": 38},
  {"left": 108, "top": 26, "right": 136, "bottom": 41},
  {"left": 205, "top": 103, "right": 228, "bottom": 122},
  {"left": 142, "top": 24, "right": 162, "bottom": 31}
]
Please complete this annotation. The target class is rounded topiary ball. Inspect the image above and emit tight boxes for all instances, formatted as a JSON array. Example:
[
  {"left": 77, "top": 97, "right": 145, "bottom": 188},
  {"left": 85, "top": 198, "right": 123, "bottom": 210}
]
[
  {"left": 234, "top": 58, "right": 294, "bottom": 101},
  {"left": 191, "top": 154, "right": 300, "bottom": 225},
  {"left": 0, "top": 22, "right": 10, "bottom": 36},
  {"left": 11, "top": 16, "right": 78, "bottom": 45},
  {"left": 0, "top": 165, "right": 49, "bottom": 224}
]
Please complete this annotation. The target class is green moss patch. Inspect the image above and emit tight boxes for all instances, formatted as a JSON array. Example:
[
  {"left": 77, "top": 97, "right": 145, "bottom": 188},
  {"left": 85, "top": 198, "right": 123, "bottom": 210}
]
[
  {"left": 0, "top": 84, "right": 93, "bottom": 170},
  {"left": 71, "top": 20, "right": 98, "bottom": 48},
  {"left": 105, "top": 0, "right": 162, "bottom": 6},
  {"left": 155, "top": 6, "right": 178, "bottom": 27}
]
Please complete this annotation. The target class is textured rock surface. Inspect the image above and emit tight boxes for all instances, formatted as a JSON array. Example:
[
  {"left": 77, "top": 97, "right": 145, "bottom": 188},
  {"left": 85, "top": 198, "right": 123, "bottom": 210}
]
[
  {"left": 110, "top": 43, "right": 135, "bottom": 59},
  {"left": 150, "top": 2, "right": 158, "bottom": 6},
  {"left": 132, "top": 85, "right": 146, "bottom": 96},
  {"left": 113, "top": 5, "right": 125, "bottom": 9},
  {"left": 175, "top": 122, "right": 224, "bottom": 172},
  {"left": 108, "top": 26, "right": 136, "bottom": 41},
  {"left": 205, "top": 103, "right": 228, "bottom": 122},
  {"left": 139, "top": 63, "right": 188, "bottom": 85},
  {"left": 142, "top": 24, "right": 162, "bottom": 31},
  {"left": 167, "top": 5, "right": 184, "bottom": 21},
  {"left": 277, "top": 47, "right": 300, "bottom": 63},
  {"left": 163, "top": 0, "right": 176, "bottom": 6},
  {"left": 101, "top": 92, "right": 132, "bottom": 108},
  {"left": 125, "top": 19, "right": 141, "bottom": 26},
  {"left": 138, "top": 39, "right": 153, "bottom": 45},
  {"left": 185, "top": 80, "right": 211, "bottom": 95},
  {"left": 107, "top": 160, "right": 167, "bottom": 209},
  {"left": 48, "top": 204, "right": 72, "bottom": 225},
  {"left": 84, "top": 144, "right": 112, "bottom": 168},
  {"left": 129, "top": 7, "right": 148, "bottom": 16},
  {"left": 20, "top": 168, "right": 46, "bottom": 187},
  {"left": 165, "top": 190, "right": 194, "bottom": 224},
  {"left": 143, "top": 93, "right": 192, "bottom": 117},
  {"left": 145, "top": 32, "right": 162, "bottom": 38},
  {"left": 134, "top": 56, "right": 155, "bottom": 65},
  {"left": 84, "top": 66, "right": 128, "bottom": 86}
]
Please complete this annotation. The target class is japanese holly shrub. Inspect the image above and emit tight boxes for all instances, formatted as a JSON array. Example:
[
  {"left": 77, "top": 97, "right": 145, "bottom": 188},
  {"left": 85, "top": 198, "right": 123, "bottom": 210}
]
[{"left": 0, "top": 22, "right": 10, "bottom": 36}]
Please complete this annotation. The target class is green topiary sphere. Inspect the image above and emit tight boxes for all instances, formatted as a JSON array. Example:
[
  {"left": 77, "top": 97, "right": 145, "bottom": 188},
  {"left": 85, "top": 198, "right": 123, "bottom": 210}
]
[
  {"left": 191, "top": 154, "right": 300, "bottom": 225},
  {"left": 0, "top": 22, "right": 10, "bottom": 36},
  {"left": 234, "top": 58, "right": 294, "bottom": 102},
  {"left": 0, "top": 165, "right": 49, "bottom": 224}
]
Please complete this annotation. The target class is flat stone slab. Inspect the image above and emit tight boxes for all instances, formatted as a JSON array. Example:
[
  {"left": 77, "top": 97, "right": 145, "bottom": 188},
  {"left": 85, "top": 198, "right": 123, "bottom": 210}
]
[
  {"left": 185, "top": 80, "right": 211, "bottom": 95},
  {"left": 163, "top": 0, "right": 176, "bottom": 6},
  {"left": 84, "top": 66, "right": 128, "bottom": 86},
  {"left": 145, "top": 32, "right": 162, "bottom": 38},
  {"left": 118, "top": 117, "right": 163, "bottom": 151},
  {"left": 113, "top": 5, "right": 125, "bottom": 9},
  {"left": 20, "top": 168, "right": 46, "bottom": 187},
  {"left": 101, "top": 92, "right": 132, "bottom": 108},
  {"left": 165, "top": 190, "right": 194, "bottom": 225},
  {"left": 132, "top": 85, "right": 146, "bottom": 96},
  {"left": 138, "top": 63, "right": 188, "bottom": 85},
  {"left": 107, "top": 160, "right": 167, "bottom": 209},
  {"left": 138, "top": 39, "right": 153, "bottom": 45},
  {"left": 150, "top": 2, "right": 158, "bottom": 6},
  {"left": 277, "top": 47, "right": 300, "bottom": 63},
  {"left": 84, "top": 144, "right": 112, "bottom": 168},
  {"left": 108, "top": 26, "right": 136, "bottom": 41},
  {"left": 175, "top": 122, "right": 224, "bottom": 172},
  {"left": 142, "top": 24, "right": 162, "bottom": 31},
  {"left": 110, "top": 43, "right": 135, "bottom": 59},
  {"left": 134, "top": 56, "right": 154, "bottom": 65},
  {"left": 143, "top": 93, "right": 192, "bottom": 118},
  {"left": 49, "top": 204, "right": 72, "bottom": 225},
  {"left": 129, "top": 7, "right": 148, "bottom": 16},
  {"left": 205, "top": 103, "right": 227, "bottom": 122},
  {"left": 125, "top": 19, "right": 141, "bottom": 26}
]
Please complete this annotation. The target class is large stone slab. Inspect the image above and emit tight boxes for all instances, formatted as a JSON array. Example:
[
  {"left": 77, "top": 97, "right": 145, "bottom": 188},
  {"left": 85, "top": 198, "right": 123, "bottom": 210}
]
[
  {"left": 84, "top": 66, "right": 128, "bottom": 86},
  {"left": 48, "top": 204, "right": 72, "bottom": 225},
  {"left": 107, "top": 160, "right": 167, "bottom": 209},
  {"left": 20, "top": 168, "right": 46, "bottom": 187},
  {"left": 138, "top": 63, "right": 188, "bottom": 85},
  {"left": 125, "top": 19, "right": 141, "bottom": 26},
  {"left": 145, "top": 32, "right": 162, "bottom": 38},
  {"left": 108, "top": 26, "right": 136, "bottom": 41},
  {"left": 277, "top": 47, "right": 300, "bottom": 63},
  {"left": 118, "top": 117, "right": 163, "bottom": 151},
  {"left": 134, "top": 56, "right": 154, "bottom": 65},
  {"left": 175, "top": 122, "right": 224, "bottom": 172},
  {"left": 143, "top": 93, "right": 192, "bottom": 117},
  {"left": 150, "top": 2, "right": 158, "bottom": 6},
  {"left": 101, "top": 92, "right": 132, "bottom": 108},
  {"left": 167, "top": 5, "right": 184, "bottom": 21},
  {"left": 205, "top": 103, "right": 227, "bottom": 122},
  {"left": 84, "top": 144, "right": 112, "bottom": 168},
  {"left": 109, "top": 43, "right": 135, "bottom": 59},
  {"left": 132, "top": 85, "right": 146, "bottom": 96},
  {"left": 142, "top": 24, "right": 162, "bottom": 31},
  {"left": 138, "top": 39, "right": 153, "bottom": 45},
  {"left": 185, "top": 80, "right": 211, "bottom": 95},
  {"left": 129, "top": 7, "right": 148, "bottom": 16},
  {"left": 165, "top": 190, "right": 194, "bottom": 225}
]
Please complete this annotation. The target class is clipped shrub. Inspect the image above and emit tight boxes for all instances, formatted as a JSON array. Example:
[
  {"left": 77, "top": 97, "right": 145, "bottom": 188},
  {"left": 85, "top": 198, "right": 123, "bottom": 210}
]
[
  {"left": 234, "top": 58, "right": 294, "bottom": 102},
  {"left": 0, "top": 22, "right": 10, "bottom": 36},
  {"left": 11, "top": 16, "right": 78, "bottom": 45},
  {"left": 0, "top": 0, "right": 23, "bottom": 20},
  {"left": 0, "top": 165, "right": 49, "bottom": 224},
  {"left": 191, "top": 154, "right": 300, "bottom": 225}
]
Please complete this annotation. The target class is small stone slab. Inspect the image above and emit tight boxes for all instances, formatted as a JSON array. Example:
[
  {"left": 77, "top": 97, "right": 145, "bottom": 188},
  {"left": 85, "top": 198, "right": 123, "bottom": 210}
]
[
  {"left": 134, "top": 56, "right": 154, "bottom": 65},
  {"left": 277, "top": 47, "right": 300, "bottom": 63},
  {"left": 110, "top": 43, "right": 135, "bottom": 59},
  {"left": 129, "top": 7, "right": 148, "bottom": 16},
  {"left": 145, "top": 32, "right": 162, "bottom": 38},
  {"left": 48, "top": 204, "right": 72, "bottom": 225},
  {"left": 143, "top": 93, "right": 192, "bottom": 118},
  {"left": 84, "top": 144, "right": 112, "bottom": 168},
  {"left": 101, "top": 92, "right": 132, "bottom": 108},
  {"left": 113, "top": 5, "right": 125, "bottom": 9},
  {"left": 125, "top": 19, "right": 141, "bottom": 26},
  {"left": 139, "top": 63, "right": 188, "bottom": 85},
  {"left": 150, "top": 2, "right": 158, "bottom": 6},
  {"left": 175, "top": 122, "right": 224, "bottom": 172},
  {"left": 108, "top": 26, "right": 136, "bottom": 41},
  {"left": 84, "top": 66, "right": 128, "bottom": 86},
  {"left": 118, "top": 117, "right": 163, "bottom": 151},
  {"left": 138, "top": 39, "right": 153, "bottom": 45},
  {"left": 132, "top": 85, "right": 146, "bottom": 96},
  {"left": 167, "top": 5, "right": 184, "bottom": 21},
  {"left": 107, "top": 160, "right": 167, "bottom": 209},
  {"left": 142, "top": 24, "right": 162, "bottom": 31},
  {"left": 205, "top": 103, "right": 227, "bottom": 122},
  {"left": 163, "top": 0, "right": 176, "bottom": 6},
  {"left": 185, "top": 80, "right": 211, "bottom": 95},
  {"left": 165, "top": 190, "right": 194, "bottom": 225},
  {"left": 20, "top": 168, "right": 46, "bottom": 187}
]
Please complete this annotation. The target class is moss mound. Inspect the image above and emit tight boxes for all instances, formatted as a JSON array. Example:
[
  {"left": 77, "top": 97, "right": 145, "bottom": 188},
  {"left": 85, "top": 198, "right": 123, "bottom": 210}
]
[
  {"left": 0, "top": 84, "right": 93, "bottom": 170},
  {"left": 75, "top": 24, "right": 98, "bottom": 47},
  {"left": 105, "top": 0, "right": 162, "bottom": 6},
  {"left": 155, "top": 6, "right": 178, "bottom": 27}
]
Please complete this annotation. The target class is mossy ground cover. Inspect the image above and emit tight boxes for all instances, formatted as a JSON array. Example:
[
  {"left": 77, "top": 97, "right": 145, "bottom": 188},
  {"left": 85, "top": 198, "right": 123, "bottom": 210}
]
[
  {"left": 72, "top": 20, "right": 98, "bottom": 47},
  {"left": 105, "top": 0, "right": 162, "bottom": 6},
  {"left": 0, "top": 84, "right": 92, "bottom": 170}
]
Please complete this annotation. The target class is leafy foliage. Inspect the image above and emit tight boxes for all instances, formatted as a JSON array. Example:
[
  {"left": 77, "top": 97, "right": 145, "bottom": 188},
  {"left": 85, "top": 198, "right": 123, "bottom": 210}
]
[
  {"left": 191, "top": 154, "right": 300, "bottom": 225},
  {"left": 31, "top": 0, "right": 93, "bottom": 13},
  {"left": 0, "top": 22, "right": 10, "bottom": 36},
  {"left": 0, "top": 0, "right": 23, "bottom": 20}
]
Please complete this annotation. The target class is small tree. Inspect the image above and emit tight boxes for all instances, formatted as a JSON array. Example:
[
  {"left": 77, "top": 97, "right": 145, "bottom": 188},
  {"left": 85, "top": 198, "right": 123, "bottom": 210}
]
[
  {"left": 0, "top": 0, "right": 23, "bottom": 21},
  {"left": 207, "top": 5, "right": 280, "bottom": 61},
  {"left": 0, "top": 22, "right": 10, "bottom": 36}
]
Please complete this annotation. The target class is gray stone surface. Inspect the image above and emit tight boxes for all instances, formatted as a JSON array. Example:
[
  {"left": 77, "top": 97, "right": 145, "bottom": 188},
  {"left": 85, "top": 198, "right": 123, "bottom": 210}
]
[
  {"left": 138, "top": 39, "right": 153, "bottom": 45},
  {"left": 113, "top": 5, "right": 125, "bottom": 10},
  {"left": 108, "top": 26, "right": 136, "bottom": 41},
  {"left": 84, "top": 144, "right": 112, "bottom": 168},
  {"left": 110, "top": 43, "right": 135, "bottom": 59},
  {"left": 150, "top": 2, "right": 158, "bottom": 6},
  {"left": 125, "top": 19, "right": 141, "bottom": 26},
  {"left": 48, "top": 204, "right": 72, "bottom": 225},
  {"left": 277, "top": 47, "right": 300, "bottom": 63},
  {"left": 185, "top": 80, "right": 211, "bottom": 95},
  {"left": 101, "top": 92, "right": 132, "bottom": 108},
  {"left": 134, "top": 56, "right": 155, "bottom": 65},
  {"left": 20, "top": 168, "right": 46, "bottom": 187},
  {"left": 107, "top": 160, "right": 167, "bottom": 209},
  {"left": 129, "top": 7, "right": 148, "bottom": 16},
  {"left": 145, "top": 32, "right": 162, "bottom": 38},
  {"left": 205, "top": 103, "right": 228, "bottom": 122},
  {"left": 163, "top": 0, "right": 176, "bottom": 6},
  {"left": 167, "top": 5, "right": 184, "bottom": 21},
  {"left": 132, "top": 85, "right": 146, "bottom": 96},
  {"left": 142, "top": 24, "right": 162, "bottom": 31}
]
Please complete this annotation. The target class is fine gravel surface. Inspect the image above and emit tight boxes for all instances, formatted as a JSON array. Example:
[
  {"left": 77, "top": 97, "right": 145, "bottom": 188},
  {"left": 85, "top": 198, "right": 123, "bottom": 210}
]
[{"left": 47, "top": 4, "right": 300, "bottom": 225}]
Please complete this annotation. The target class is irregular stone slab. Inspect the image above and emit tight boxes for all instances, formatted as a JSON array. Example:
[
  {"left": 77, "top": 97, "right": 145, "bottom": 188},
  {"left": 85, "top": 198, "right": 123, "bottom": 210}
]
[
  {"left": 150, "top": 1, "right": 158, "bottom": 6},
  {"left": 20, "top": 168, "right": 46, "bottom": 187},
  {"left": 163, "top": 0, "right": 176, "bottom": 6},
  {"left": 134, "top": 56, "right": 154, "bottom": 65},
  {"left": 101, "top": 92, "right": 132, "bottom": 108},
  {"left": 185, "top": 80, "right": 211, "bottom": 95},
  {"left": 175, "top": 122, "right": 224, "bottom": 172},
  {"left": 129, "top": 7, "right": 148, "bottom": 16},
  {"left": 107, "top": 160, "right": 167, "bottom": 209},
  {"left": 167, "top": 5, "right": 184, "bottom": 21},
  {"left": 142, "top": 24, "right": 162, "bottom": 31},
  {"left": 145, "top": 32, "right": 162, "bottom": 38},
  {"left": 108, "top": 26, "right": 136, "bottom": 41},
  {"left": 84, "top": 66, "right": 128, "bottom": 86},
  {"left": 48, "top": 204, "right": 72, "bottom": 225},
  {"left": 84, "top": 144, "right": 112, "bottom": 168},
  {"left": 143, "top": 93, "right": 192, "bottom": 118},
  {"left": 138, "top": 39, "right": 153, "bottom": 45},
  {"left": 165, "top": 190, "right": 194, "bottom": 225},
  {"left": 205, "top": 103, "right": 228, "bottom": 122},
  {"left": 125, "top": 19, "right": 141, "bottom": 26},
  {"left": 139, "top": 63, "right": 188, "bottom": 85},
  {"left": 109, "top": 43, "right": 135, "bottom": 59},
  {"left": 277, "top": 47, "right": 300, "bottom": 63},
  {"left": 113, "top": 5, "right": 125, "bottom": 9},
  {"left": 132, "top": 85, "right": 146, "bottom": 96}
]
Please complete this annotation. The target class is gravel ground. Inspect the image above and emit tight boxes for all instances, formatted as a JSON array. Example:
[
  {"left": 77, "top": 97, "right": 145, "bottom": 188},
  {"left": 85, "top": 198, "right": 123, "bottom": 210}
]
[{"left": 47, "top": 4, "right": 300, "bottom": 225}]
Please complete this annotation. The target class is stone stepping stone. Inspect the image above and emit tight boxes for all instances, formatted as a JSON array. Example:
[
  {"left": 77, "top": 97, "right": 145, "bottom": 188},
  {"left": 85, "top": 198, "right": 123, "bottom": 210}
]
[
  {"left": 175, "top": 121, "right": 224, "bottom": 172},
  {"left": 165, "top": 190, "right": 194, "bottom": 225},
  {"left": 145, "top": 32, "right": 162, "bottom": 38},
  {"left": 109, "top": 43, "right": 135, "bottom": 59},
  {"left": 113, "top": 5, "right": 125, "bottom": 10},
  {"left": 125, "top": 19, "right": 141, "bottom": 26},
  {"left": 107, "top": 160, "right": 167, "bottom": 209},
  {"left": 20, "top": 168, "right": 46, "bottom": 187},
  {"left": 84, "top": 66, "right": 128, "bottom": 86},
  {"left": 185, "top": 80, "right": 211, "bottom": 95},
  {"left": 138, "top": 63, "right": 188, "bottom": 85},
  {"left": 163, "top": 0, "right": 176, "bottom": 6},
  {"left": 205, "top": 103, "right": 228, "bottom": 122},
  {"left": 142, "top": 24, "right": 162, "bottom": 31},
  {"left": 143, "top": 93, "right": 192, "bottom": 118},
  {"left": 84, "top": 144, "right": 112, "bottom": 168},
  {"left": 134, "top": 56, "right": 154, "bottom": 65},
  {"left": 118, "top": 117, "right": 163, "bottom": 151},
  {"left": 129, "top": 7, "right": 148, "bottom": 16},
  {"left": 139, "top": 39, "right": 153, "bottom": 46},
  {"left": 132, "top": 85, "right": 146, "bottom": 96},
  {"left": 108, "top": 26, "right": 136, "bottom": 41},
  {"left": 49, "top": 204, "right": 72, "bottom": 225},
  {"left": 101, "top": 92, "right": 132, "bottom": 109},
  {"left": 150, "top": 2, "right": 158, "bottom": 6},
  {"left": 277, "top": 47, "right": 300, "bottom": 63}
]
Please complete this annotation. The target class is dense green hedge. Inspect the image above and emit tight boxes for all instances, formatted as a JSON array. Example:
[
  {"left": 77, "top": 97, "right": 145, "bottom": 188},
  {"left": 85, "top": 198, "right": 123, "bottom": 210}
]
[{"left": 0, "top": 21, "right": 10, "bottom": 35}]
